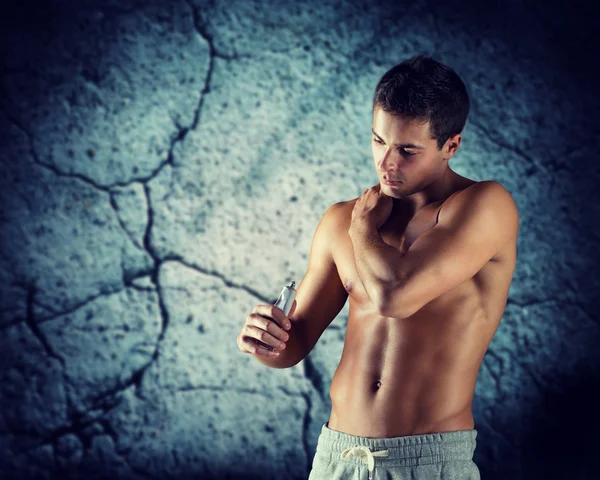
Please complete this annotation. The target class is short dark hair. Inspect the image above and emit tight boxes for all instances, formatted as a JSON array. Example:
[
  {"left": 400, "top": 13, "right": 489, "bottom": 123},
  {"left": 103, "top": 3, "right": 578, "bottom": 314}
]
[{"left": 372, "top": 55, "right": 470, "bottom": 151}]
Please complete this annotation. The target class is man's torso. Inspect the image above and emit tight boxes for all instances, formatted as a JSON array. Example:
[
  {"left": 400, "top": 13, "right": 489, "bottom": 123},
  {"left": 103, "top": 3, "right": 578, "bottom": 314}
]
[{"left": 327, "top": 178, "right": 517, "bottom": 437}]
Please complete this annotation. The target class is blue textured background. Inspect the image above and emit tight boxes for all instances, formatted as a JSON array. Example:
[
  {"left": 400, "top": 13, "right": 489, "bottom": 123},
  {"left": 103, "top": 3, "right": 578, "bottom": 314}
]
[{"left": 0, "top": 0, "right": 598, "bottom": 479}]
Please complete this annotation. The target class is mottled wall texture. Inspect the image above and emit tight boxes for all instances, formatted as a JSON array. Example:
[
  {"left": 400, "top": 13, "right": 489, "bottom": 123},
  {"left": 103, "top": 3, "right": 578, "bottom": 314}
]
[{"left": 0, "top": 0, "right": 598, "bottom": 478}]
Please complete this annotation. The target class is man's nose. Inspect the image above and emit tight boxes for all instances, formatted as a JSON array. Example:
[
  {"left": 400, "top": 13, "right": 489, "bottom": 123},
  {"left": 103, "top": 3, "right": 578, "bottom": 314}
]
[{"left": 377, "top": 148, "right": 402, "bottom": 171}]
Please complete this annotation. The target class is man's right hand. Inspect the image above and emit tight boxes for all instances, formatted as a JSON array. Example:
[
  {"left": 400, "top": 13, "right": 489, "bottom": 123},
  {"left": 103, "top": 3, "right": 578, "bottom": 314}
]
[{"left": 237, "top": 300, "right": 296, "bottom": 358}]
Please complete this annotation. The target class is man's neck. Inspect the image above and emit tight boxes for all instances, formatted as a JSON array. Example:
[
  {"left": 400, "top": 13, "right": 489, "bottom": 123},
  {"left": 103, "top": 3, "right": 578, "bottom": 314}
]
[{"left": 389, "top": 169, "right": 458, "bottom": 219}]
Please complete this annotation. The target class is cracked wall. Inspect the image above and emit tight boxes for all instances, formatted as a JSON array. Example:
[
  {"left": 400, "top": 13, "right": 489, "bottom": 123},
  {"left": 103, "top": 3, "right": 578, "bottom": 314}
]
[{"left": 0, "top": 0, "right": 598, "bottom": 479}]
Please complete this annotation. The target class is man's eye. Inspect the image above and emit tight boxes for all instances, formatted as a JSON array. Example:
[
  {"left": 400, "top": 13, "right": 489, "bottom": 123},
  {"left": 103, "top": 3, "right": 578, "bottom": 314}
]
[{"left": 373, "top": 138, "right": 414, "bottom": 155}]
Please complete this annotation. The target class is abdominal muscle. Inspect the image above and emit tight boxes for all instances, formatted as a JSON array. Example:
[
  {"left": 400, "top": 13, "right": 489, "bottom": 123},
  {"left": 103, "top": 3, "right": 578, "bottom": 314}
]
[{"left": 327, "top": 291, "right": 487, "bottom": 438}]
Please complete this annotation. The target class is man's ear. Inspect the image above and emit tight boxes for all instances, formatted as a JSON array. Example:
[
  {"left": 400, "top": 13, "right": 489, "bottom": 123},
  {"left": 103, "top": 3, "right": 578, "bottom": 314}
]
[{"left": 444, "top": 133, "right": 462, "bottom": 159}]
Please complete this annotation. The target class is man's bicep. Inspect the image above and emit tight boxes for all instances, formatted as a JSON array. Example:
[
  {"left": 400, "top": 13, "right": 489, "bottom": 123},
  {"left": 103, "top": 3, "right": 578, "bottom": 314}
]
[{"left": 291, "top": 203, "right": 348, "bottom": 356}]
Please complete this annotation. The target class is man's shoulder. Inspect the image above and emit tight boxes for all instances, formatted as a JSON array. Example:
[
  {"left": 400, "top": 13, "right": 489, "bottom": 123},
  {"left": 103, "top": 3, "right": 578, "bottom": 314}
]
[
  {"left": 443, "top": 180, "right": 519, "bottom": 240},
  {"left": 318, "top": 200, "right": 355, "bottom": 248},
  {"left": 447, "top": 180, "right": 516, "bottom": 211},
  {"left": 323, "top": 199, "right": 352, "bottom": 222}
]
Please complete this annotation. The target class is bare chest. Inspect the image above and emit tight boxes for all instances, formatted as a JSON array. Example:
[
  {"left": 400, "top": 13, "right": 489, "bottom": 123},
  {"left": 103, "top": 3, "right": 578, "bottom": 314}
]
[{"left": 335, "top": 201, "right": 443, "bottom": 300}]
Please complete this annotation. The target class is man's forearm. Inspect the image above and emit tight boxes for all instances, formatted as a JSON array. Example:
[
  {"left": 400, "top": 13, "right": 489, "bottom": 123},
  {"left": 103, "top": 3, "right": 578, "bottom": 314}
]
[{"left": 349, "top": 222, "right": 406, "bottom": 309}]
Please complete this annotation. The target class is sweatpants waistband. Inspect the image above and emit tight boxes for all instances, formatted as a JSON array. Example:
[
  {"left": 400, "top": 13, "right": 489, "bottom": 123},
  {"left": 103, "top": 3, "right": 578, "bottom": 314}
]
[{"left": 316, "top": 422, "right": 478, "bottom": 468}]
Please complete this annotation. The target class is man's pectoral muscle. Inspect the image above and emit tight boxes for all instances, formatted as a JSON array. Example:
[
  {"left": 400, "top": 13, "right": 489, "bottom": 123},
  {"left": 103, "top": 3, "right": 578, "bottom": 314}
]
[{"left": 352, "top": 181, "right": 519, "bottom": 318}]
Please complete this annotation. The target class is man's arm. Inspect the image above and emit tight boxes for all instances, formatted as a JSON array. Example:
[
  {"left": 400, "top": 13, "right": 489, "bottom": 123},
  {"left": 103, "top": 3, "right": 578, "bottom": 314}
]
[
  {"left": 349, "top": 223, "right": 405, "bottom": 309},
  {"left": 350, "top": 181, "right": 519, "bottom": 318},
  {"left": 255, "top": 202, "right": 349, "bottom": 368}
]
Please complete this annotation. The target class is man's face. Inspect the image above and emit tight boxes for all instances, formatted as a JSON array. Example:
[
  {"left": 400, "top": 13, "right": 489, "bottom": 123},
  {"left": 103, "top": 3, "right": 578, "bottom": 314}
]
[{"left": 371, "top": 105, "right": 446, "bottom": 198}]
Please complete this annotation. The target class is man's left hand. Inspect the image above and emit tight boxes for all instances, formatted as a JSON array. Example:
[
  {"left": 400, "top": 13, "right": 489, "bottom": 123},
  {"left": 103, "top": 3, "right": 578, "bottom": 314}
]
[{"left": 350, "top": 182, "right": 393, "bottom": 234}]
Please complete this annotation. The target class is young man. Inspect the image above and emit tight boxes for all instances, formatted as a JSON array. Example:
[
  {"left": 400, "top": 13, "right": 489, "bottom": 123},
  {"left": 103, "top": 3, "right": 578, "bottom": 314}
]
[{"left": 237, "top": 54, "right": 519, "bottom": 479}]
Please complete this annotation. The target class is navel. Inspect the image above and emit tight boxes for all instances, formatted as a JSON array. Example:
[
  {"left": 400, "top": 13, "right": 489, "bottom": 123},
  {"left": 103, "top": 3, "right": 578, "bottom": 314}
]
[{"left": 373, "top": 379, "right": 382, "bottom": 390}]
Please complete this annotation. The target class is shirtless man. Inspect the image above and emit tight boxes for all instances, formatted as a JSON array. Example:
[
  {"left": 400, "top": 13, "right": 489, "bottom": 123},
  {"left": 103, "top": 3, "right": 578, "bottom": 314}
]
[{"left": 237, "top": 55, "right": 519, "bottom": 480}]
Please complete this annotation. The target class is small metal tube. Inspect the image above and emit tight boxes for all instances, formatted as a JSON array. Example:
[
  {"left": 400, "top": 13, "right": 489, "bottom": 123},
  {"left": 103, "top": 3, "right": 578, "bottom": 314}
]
[{"left": 256, "top": 281, "right": 297, "bottom": 352}]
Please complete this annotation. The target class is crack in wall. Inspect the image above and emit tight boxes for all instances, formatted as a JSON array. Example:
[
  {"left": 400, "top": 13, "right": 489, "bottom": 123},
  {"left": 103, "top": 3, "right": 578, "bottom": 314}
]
[
  {"left": 468, "top": 117, "right": 554, "bottom": 182},
  {"left": 506, "top": 297, "right": 563, "bottom": 309},
  {"left": 114, "top": 184, "right": 174, "bottom": 403},
  {"left": 481, "top": 350, "right": 502, "bottom": 389},
  {"left": 14, "top": 418, "right": 156, "bottom": 480},
  {"left": 159, "top": 0, "right": 230, "bottom": 203},
  {"left": 276, "top": 386, "right": 316, "bottom": 475},
  {"left": 23, "top": 282, "right": 65, "bottom": 367},
  {"left": 517, "top": 357, "right": 547, "bottom": 394},
  {"left": 184, "top": 0, "right": 252, "bottom": 63},
  {"left": 2, "top": 110, "right": 114, "bottom": 191},
  {"left": 177, "top": 383, "right": 276, "bottom": 399},
  {"left": 303, "top": 356, "right": 326, "bottom": 402},
  {"left": 507, "top": 295, "right": 598, "bottom": 326},
  {"left": 5, "top": 280, "right": 135, "bottom": 329},
  {"left": 157, "top": 254, "right": 280, "bottom": 305},
  {"left": 300, "top": 392, "right": 313, "bottom": 476},
  {"left": 13, "top": 385, "right": 124, "bottom": 456},
  {"left": 177, "top": 375, "right": 318, "bottom": 403},
  {"left": 1, "top": 68, "right": 184, "bottom": 198},
  {"left": 108, "top": 188, "right": 147, "bottom": 252}
]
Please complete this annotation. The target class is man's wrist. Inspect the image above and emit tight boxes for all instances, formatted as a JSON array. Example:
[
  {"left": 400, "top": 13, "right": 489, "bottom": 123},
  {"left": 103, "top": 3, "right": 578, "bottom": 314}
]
[{"left": 349, "top": 220, "right": 376, "bottom": 240}]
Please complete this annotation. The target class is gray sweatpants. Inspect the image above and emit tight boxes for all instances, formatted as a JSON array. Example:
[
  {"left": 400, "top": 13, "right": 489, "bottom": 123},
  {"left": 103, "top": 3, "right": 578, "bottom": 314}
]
[{"left": 308, "top": 422, "right": 481, "bottom": 480}]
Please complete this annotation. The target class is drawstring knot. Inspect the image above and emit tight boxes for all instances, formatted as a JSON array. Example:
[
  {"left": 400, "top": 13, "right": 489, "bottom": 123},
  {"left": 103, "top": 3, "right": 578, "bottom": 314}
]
[{"left": 340, "top": 445, "right": 389, "bottom": 480}]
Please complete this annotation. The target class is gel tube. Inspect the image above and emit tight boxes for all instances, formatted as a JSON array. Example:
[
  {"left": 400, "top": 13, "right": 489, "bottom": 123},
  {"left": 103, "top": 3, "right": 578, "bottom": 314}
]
[{"left": 256, "top": 281, "right": 297, "bottom": 352}]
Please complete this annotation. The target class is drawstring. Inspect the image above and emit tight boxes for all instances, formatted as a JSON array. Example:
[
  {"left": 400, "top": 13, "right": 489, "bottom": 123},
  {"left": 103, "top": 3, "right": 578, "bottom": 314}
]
[{"left": 340, "top": 445, "right": 390, "bottom": 480}]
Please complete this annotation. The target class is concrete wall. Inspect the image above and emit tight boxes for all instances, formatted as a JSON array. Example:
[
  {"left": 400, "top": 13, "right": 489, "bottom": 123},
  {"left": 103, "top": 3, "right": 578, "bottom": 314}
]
[{"left": 0, "top": 0, "right": 598, "bottom": 478}]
